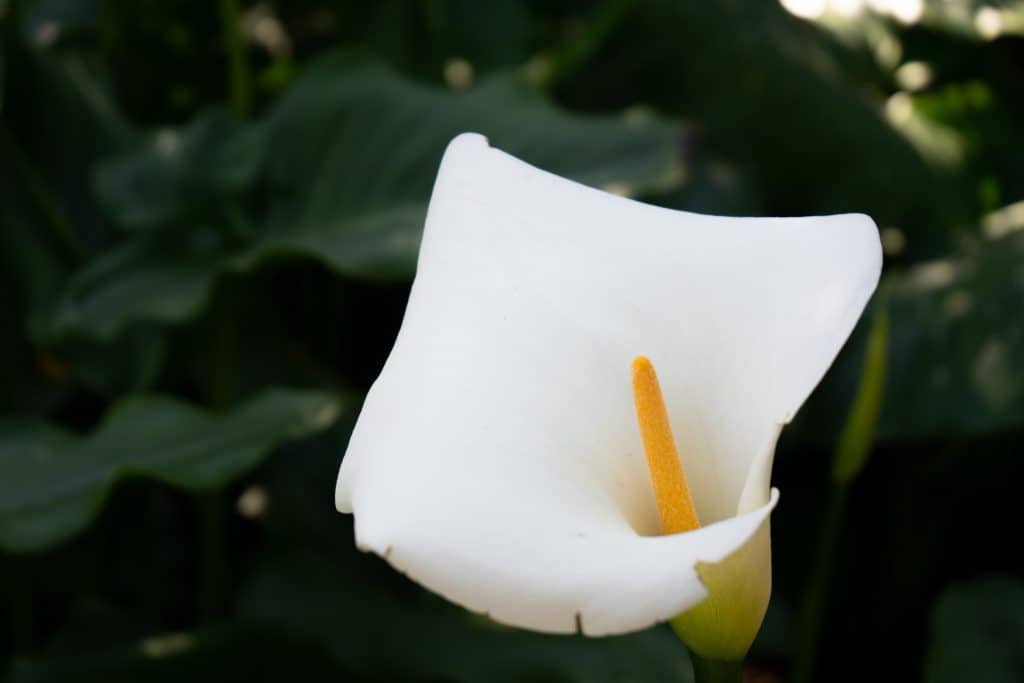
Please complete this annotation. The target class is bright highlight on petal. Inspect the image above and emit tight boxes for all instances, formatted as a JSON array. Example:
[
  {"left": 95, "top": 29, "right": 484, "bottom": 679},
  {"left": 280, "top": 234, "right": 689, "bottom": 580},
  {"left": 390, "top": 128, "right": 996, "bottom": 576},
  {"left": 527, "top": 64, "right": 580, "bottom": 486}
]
[{"left": 632, "top": 356, "right": 701, "bottom": 535}]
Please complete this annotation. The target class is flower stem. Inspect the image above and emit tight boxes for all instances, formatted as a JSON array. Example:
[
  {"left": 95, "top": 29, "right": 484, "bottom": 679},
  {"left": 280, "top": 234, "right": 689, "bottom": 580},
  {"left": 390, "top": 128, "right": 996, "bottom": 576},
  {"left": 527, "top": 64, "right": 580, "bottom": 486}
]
[
  {"left": 541, "top": 0, "right": 633, "bottom": 91},
  {"left": 791, "top": 485, "right": 847, "bottom": 683},
  {"left": 218, "top": 0, "right": 250, "bottom": 118},
  {"left": 792, "top": 301, "right": 888, "bottom": 683},
  {"left": 690, "top": 653, "right": 744, "bottom": 683}
]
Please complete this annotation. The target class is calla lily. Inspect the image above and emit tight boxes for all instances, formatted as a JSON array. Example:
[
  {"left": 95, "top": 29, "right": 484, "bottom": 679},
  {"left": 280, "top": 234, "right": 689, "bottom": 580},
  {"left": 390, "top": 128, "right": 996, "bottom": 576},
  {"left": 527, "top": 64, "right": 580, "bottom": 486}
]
[{"left": 335, "top": 133, "right": 882, "bottom": 660}]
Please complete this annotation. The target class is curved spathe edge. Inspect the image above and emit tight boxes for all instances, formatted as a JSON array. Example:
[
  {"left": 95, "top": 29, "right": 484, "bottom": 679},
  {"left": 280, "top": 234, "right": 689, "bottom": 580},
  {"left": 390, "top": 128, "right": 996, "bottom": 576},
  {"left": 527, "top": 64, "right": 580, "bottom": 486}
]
[
  {"left": 774, "top": 215, "right": 884, "bottom": 424},
  {"left": 422, "top": 131, "right": 884, "bottom": 430},
  {"left": 349, "top": 487, "right": 780, "bottom": 637},
  {"left": 336, "top": 132, "right": 883, "bottom": 517}
]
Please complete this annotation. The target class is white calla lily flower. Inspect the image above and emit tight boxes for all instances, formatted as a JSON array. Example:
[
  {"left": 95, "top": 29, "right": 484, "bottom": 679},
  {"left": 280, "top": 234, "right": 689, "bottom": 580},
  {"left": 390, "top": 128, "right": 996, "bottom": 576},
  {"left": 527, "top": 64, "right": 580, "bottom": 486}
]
[{"left": 335, "top": 133, "right": 882, "bottom": 659}]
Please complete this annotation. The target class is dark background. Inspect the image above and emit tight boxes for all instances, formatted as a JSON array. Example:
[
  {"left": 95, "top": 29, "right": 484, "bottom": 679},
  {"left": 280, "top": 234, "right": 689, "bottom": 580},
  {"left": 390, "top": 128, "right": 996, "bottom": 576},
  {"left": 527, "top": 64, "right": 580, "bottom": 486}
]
[{"left": 1, "top": 0, "right": 1023, "bottom": 681}]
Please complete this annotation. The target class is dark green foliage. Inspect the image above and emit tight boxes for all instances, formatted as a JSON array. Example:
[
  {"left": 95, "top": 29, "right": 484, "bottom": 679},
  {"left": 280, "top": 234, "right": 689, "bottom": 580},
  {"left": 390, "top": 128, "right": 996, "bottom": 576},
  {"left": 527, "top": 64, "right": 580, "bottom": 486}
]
[
  {"left": 0, "top": 389, "right": 344, "bottom": 552},
  {"left": 881, "top": 231, "right": 1024, "bottom": 438},
  {"left": 1, "top": 0, "right": 1022, "bottom": 681},
  {"left": 925, "top": 577, "right": 1024, "bottom": 683},
  {"left": 94, "top": 108, "right": 264, "bottom": 233},
  {"left": 35, "top": 55, "right": 682, "bottom": 343},
  {"left": 805, "top": 230, "right": 1024, "bottom": 443},
  {"left": 241, "top": 552, "right": 693, "bottom": 682}
]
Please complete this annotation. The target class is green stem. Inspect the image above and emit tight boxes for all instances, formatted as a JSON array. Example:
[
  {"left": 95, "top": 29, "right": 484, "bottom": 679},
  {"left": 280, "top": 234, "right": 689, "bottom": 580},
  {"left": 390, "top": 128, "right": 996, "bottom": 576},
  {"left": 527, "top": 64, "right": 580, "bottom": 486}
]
[
  {"left": 0, "top": 121, "right": 85, "bottom": 264},
  {"left": 218, "top": 0, "right": 250, "bottom": 118},
  {"left": 690, "top": 652, "right": 744, "bottom": 683},
  {"left": 793, "top": 301, "right": 887, "bottom": 681},
  {"left": 791, "top": 485, "right": 848, "bottom": 683},
  {"left": 542, "top": 0, "right": 633, "bottom": 91}
]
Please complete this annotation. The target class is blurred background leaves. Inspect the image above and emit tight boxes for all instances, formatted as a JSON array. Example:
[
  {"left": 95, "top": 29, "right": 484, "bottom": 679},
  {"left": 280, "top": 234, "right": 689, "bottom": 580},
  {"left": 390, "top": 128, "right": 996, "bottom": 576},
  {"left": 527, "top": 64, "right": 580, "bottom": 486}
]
[
  {"left": 1, "top": 0, "right": 1022, "bottom": 681},
  {"left": 924, "top": 577, "right": 1024, "bottom": 683}
]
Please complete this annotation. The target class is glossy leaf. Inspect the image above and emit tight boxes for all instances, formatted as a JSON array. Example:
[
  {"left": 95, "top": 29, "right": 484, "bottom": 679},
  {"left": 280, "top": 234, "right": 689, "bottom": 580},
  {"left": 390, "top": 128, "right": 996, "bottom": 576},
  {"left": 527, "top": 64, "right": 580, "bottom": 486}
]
[
  {"left": 38, "top": 231, "right": 225, "bottom": 341},
  {"left": 879, "top": 233, "right": 1024, "bottom": 439},
  {"left": 804, "top": 231, "right": 1024, "bottom": 443},
  {"left": 255, "top": 57, "right": 685, "bottom": 281},
  {"left": 0, "top": 389, "right": 344, "bottom": 553},
  {"left": 95, "top": 109, "right": 263, "bottom": 232},
  {"left": 39, "top": 57, "right": 685, "bottom": 341}
]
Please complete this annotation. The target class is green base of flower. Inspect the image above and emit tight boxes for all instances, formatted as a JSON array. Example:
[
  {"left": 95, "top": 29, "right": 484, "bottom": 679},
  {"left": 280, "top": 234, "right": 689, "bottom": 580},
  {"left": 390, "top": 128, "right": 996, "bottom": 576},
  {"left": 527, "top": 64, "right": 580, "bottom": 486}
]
[
  {"left": 670, "top": 521, "right": 772, "bottom": 662},
  {"left": 690, "top": 653, "right": 744, "bottom": 683}
]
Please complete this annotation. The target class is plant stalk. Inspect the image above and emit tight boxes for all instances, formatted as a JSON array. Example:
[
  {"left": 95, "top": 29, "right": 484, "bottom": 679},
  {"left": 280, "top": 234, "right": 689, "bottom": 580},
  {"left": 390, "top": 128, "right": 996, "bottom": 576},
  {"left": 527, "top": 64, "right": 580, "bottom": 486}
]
[
  {"left": 219, "top": 0, "right": 250, "bottom": 118},
  {"left": 690, "top": 652, "right": 744, "bottom": 683},
  {"left": 541, "top": 0, "right": 633, "bottom": 91},
  {"left": 792, "top": 300, "right": 888, "bottom": 683},
  {"left": 791, "top": 485, "right": 848, "bottom": 683}
]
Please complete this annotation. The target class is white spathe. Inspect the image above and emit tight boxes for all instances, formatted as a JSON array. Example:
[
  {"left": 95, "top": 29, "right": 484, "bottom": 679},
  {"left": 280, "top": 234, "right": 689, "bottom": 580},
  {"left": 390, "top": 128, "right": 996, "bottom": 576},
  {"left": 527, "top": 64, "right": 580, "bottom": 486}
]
[{"left": 335, "top": 133, "right": 882, "bottom": 638}]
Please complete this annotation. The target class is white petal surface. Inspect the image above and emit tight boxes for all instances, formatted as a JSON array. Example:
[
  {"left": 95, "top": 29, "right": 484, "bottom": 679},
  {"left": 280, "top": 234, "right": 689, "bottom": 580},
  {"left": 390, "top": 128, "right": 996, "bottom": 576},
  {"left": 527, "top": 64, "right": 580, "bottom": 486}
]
[{"left": 336, "top": 133, "right": 881, "bottom": 635}]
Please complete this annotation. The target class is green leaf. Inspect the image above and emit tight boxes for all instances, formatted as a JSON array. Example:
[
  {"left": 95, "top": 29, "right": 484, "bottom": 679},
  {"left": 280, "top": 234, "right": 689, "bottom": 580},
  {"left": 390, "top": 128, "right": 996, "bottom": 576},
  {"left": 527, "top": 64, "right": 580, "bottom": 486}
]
[
  {"left": 240, "top": 551, "right": 694, "bottom": 683},
  {"left": 832, "top": 300, "right": 888, "bottom": 484},
  {"left": 95, "top": 108, "right": 264, "bottom": 232},
  {"left": 38, "top": 231, "right": 224, "bottom": 341},
  {"left": 0, "top": 419, "right": 74, "bottom": 466},
  {"left": 39, "top": 57, "right": 685, "bottom": 341},
  {"left": 925, "top": 577, "right": 1024, "bottom": 683},
  {"left": 0, "top": 389, "right": 345, "bottom": 553},
  {"left": 879, "top": 232, "right": 1024, "bottom": 439},
  {"left": 255, "top": 57, "right": 684, "bottom": 281},
  {"left": 236, "top": 203, "right": 428, "bottom": 283},
  {"left": 803, "top": 230, "right": 1024, "bottom": 443}
]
